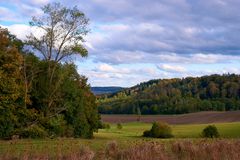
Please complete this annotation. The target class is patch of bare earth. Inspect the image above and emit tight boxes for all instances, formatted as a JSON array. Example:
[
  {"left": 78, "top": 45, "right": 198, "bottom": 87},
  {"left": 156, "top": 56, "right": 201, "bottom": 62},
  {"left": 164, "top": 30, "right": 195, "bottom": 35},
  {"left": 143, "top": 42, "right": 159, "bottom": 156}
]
[{"left": 101, "top": 111, "right": 240, "bottom": 124}]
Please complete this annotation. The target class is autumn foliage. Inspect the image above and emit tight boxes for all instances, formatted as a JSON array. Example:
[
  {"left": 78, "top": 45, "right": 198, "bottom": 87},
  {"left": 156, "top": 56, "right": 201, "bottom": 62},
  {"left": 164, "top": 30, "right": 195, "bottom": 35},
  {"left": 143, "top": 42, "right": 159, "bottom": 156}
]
[{"left": 0, "top": 26, "right": 99, "bottom": 139}]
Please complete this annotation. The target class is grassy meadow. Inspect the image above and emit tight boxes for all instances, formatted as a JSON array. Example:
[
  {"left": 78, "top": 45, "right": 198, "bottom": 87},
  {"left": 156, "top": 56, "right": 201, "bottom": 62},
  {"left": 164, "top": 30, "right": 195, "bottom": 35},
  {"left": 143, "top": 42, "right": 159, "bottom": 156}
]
[
  {"left": 97, "top": 122, "right": 240, "bottom": 139},
  {"left": 1, "top": 121, "right": 240, "bottom": 159}
]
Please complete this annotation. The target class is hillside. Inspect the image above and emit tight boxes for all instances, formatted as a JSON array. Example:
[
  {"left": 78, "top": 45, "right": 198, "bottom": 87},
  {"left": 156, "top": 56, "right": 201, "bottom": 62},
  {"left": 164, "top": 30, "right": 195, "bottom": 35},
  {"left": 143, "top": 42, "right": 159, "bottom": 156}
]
[
  {"left": 98, "top": 74, "right": 240, "bottom": 114},
  {"left": 91, "top": 86, "right": 124, "bottom": 95}
]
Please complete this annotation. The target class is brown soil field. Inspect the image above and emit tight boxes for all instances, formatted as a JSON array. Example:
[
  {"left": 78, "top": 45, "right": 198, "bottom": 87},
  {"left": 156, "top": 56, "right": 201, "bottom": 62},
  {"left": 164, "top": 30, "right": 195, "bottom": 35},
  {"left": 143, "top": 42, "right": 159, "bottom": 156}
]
[{"left": 101, "top": 111, "right": 240, "bottom": 124}]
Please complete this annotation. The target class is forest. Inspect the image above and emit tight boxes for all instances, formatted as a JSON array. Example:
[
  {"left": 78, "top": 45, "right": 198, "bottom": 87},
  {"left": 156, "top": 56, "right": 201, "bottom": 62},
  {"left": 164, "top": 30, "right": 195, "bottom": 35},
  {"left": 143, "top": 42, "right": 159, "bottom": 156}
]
[
  {"left": 0, "top": 3, "right": 100, "bottom": 139},
  {"left": 98, "top": 74, "right": 240, "bottom": 114}
]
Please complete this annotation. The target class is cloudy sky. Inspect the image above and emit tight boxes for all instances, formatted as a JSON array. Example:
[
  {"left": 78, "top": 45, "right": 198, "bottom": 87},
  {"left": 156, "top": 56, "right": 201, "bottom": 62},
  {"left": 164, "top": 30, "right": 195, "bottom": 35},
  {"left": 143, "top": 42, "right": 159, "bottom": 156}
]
[{"left": 1, "top": 0, "right": 240, "bottom": 87}]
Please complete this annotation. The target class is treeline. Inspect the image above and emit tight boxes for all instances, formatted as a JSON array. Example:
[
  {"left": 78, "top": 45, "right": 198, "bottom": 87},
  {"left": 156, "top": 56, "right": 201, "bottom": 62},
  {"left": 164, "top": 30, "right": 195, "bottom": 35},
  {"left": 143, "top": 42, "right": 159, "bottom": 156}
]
[
  {"left": 98, "top": 74, "right": 240, "bottom": 114},
  {"left": 0, "top": 3, "right": 100, "bottom": 139},
  {"left": 91, "top": 87, "right": 124, "bottom": 95}
]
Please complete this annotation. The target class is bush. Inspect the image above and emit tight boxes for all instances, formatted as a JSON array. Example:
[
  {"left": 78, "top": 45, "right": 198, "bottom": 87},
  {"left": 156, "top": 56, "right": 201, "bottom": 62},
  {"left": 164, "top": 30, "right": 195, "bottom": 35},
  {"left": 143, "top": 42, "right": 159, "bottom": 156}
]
[
  {"left": 99, "top": 122, "right": 111, "bottom": 129},
  {"left": 143, "top": 130, "right": 151, "bottom": 137},
  {"left": 47, "top": 115, "right": 67, "bottom": 137},
  {"left": 117, "top": 123, "right": 123, "bottom": 130},
  {"left": 202, "top": 125, "right": 220, "bottom": 138},
  {"left": 143, "top": 122, "right": 173, "bottom": 138},
  {"left": 17, "top": 125, "right": 47, "bottom": 138},
  {"left": 0, "top": 109, "right": 14, "bottom": 139},
  {"left": 103, "top": 123, "right": 111, "bottom": 129}
]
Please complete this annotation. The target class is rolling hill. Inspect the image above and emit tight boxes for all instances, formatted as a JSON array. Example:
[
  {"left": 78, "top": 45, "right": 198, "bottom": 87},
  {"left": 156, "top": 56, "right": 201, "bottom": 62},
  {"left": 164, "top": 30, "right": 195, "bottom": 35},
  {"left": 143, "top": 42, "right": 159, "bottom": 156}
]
[
  {"left": 98, "top": 74, "right": 240, "bottom": 114},
  {"left": 91, "top": 86, "right": 124, "bottom": 95}
]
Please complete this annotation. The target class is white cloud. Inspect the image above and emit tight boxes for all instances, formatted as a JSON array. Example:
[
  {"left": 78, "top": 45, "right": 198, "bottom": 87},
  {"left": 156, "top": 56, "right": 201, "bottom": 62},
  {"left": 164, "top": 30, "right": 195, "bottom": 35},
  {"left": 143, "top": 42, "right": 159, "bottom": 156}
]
[
  {"left": 30, "top": 0, "right": 50, "bottom": 5},
  {"left": 99, "top": 24, "right": 129, "bottom": 32},
  {"left": 94, "top": 63, "right": 131, "bottom": 74},
  {"left": 0, "top": 24, "right": 45, "bottom": 40},
  {"left": 1, "top": 24, "right": 31, "bottom": 40},
  {"left": 190, "top": 53, "right": 239, "bottom": 63},
  {"left": 2, "top": 0, "right": 240, "bottom": 87},
  {"left": 98, "top": 63, "right": 116, "bottom": 72},
  {"left": 157, "top": 64, "right": 186, "bottom": 73}
]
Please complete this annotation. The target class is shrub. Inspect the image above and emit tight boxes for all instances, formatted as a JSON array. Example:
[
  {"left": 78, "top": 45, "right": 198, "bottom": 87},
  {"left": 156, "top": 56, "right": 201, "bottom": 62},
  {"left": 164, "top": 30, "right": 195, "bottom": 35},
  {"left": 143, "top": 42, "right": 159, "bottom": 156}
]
[
  {"left": 143, "top": 121, "right": 173, "bottom": 138},
  {"left": 0, "top": 109, "right": 14, "bottom": 139},
  {"left": 17, "top": 125, "right": 47, "bottom": 138},
  {"left": 143, "top": 130, "right": 151, "bottom": 137},
  {"left": 117, "top": 123, "right": 123, "bottom": 130},
  {"left": 103, "top": 123, "right": 111, "bottom": 129},
  {"left": 47, "top": 115, "right": 67, "bottom": 137},
  {"left": 99, "top": 122, "right": 111, "bottom": 129},
  {"left": 202, "top": 125, "right": 220, "bottom": 138}
]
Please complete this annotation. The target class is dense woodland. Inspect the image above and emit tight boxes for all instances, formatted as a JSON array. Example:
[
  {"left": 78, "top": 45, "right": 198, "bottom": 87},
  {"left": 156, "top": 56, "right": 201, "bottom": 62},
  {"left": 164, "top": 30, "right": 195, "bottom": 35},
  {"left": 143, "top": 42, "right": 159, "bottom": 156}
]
[
  {"left": 0, "top": 3, "right": 100, "bottom": 139},
  {"left": 98, "top": 74, "right": 240, "bottom": 114}
]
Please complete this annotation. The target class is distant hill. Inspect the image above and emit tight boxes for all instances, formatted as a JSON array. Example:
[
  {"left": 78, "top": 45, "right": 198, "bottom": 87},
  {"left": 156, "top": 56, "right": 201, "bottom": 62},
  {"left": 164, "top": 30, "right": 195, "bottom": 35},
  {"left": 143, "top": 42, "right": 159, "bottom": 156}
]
[
  {"left": 91, "top": 86, "right": 124, "bottom": 95},
  {"left": 98, "top": 74, "right": 240, "bottom": 114}
]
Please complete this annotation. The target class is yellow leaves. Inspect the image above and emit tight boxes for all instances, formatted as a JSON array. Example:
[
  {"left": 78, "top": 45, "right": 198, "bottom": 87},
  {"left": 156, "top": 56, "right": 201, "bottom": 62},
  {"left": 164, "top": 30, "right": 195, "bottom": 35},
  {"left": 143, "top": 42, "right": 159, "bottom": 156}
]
[{"left": 0, "top": 28, "right": 24, "bottom": 106}]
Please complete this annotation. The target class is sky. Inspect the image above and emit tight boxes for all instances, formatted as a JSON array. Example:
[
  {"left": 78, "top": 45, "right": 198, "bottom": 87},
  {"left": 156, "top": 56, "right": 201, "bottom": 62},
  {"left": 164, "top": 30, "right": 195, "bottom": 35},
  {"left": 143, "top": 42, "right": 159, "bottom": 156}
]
[{"left": 0, "top": 0, "right": 240, "bottom": 87}]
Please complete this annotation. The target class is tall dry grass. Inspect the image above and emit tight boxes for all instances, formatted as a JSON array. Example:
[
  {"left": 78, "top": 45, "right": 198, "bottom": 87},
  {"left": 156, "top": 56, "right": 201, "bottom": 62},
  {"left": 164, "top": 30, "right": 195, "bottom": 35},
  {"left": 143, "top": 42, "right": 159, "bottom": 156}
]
[
  {"left": 171, "top": 140, "right": 240, "bottom": 160},
  {"left": 1, "top": 139, "right": 240, "bottom": 160}
]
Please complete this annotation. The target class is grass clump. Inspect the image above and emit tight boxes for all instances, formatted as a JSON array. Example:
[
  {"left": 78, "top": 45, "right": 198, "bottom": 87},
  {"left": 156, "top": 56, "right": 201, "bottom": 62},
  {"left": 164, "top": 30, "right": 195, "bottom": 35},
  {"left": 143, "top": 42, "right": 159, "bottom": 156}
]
[{"left": 143, "top": 121, "right": 173, "bottom": 138}]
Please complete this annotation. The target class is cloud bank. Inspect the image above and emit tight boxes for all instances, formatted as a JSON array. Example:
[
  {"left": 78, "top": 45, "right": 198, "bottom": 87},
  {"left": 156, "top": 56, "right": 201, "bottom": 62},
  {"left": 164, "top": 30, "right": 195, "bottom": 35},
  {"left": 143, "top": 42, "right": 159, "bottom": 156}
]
[{"left": 1, "top": 0, "right": 240, "bottom": 86}]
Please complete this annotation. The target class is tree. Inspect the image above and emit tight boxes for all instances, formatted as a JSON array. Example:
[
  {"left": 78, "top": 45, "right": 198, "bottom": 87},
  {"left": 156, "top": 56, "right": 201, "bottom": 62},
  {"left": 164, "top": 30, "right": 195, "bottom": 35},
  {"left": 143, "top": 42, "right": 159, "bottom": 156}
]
[
  {"left": 202, "top": 125, "right": 219, "bottom": 138},
  {"left": 207, "top": 82, "right": 219, "bottom": 98},
  {"left": 98, "top": 74, "right": 240, "bottom": 115},
  {"left": 0, "top": 25, "right": 99, "bottom": 139},
  {"left": 27, "top": 2, "right": 89, "bottom": 113},
  {"left": 143, "top": 122, "right": 173, "bottom": 138},
  {"left": 27, "top": 2, "right": 89, "bottom": 63},
  {"left": 117, "top": 123, "right": 123, "bottom": 130},
  {"left": 0, "top": 28, "right": 24, "bottom": 138}
]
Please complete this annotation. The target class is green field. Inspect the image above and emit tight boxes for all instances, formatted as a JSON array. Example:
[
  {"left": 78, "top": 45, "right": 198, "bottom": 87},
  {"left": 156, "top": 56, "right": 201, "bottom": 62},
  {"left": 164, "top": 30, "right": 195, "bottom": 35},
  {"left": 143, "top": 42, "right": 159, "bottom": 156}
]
[
  {"left": 96, "top": 122, "right": 240, "bottom": 140},
  {"left": 1, "top": 122, "right": 240, "bottom": 159}
]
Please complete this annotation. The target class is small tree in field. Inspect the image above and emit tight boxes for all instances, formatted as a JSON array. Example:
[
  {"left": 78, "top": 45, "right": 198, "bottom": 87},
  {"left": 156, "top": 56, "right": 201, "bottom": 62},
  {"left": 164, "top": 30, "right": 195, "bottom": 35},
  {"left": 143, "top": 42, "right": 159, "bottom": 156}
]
[
  {"left": 143, "top": 122, "right": 173, "bottom": 138},
  {"left": 117, "top": 123, "right": 123, "bottom": 130},
  {"left": 202, "top": 125, "right": 220, "bottom": 138}
]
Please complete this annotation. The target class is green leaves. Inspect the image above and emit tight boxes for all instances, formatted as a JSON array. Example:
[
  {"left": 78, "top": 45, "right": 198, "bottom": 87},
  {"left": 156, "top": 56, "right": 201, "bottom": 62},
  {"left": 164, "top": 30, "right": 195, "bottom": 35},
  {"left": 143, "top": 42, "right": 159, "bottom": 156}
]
[
  {"left": 98, "top": 74, "right": 240, "bottom": 115},
  {"left": 202, "top": 125, "right": 220, "bottom": 138},
  {"left": 72, "top": 44, "right": 88, "bottom": 57},
  {"left": 0, "top": 3, "right": 98, "bottom": 140}
]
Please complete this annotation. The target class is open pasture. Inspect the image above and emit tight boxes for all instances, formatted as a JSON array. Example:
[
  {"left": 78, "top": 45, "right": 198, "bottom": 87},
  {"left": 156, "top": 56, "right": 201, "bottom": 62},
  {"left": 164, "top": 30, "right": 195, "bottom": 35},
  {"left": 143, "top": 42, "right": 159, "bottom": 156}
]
[{"left": 1, "top": 121, "right": 240, "bottom": 159}]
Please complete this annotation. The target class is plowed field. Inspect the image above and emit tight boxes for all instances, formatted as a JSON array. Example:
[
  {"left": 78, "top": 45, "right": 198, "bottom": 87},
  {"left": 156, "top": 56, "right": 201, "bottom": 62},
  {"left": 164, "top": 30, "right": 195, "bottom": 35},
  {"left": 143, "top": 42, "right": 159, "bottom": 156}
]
[{"left": 101, "top": 111, "right": 240, "bottom": 124}]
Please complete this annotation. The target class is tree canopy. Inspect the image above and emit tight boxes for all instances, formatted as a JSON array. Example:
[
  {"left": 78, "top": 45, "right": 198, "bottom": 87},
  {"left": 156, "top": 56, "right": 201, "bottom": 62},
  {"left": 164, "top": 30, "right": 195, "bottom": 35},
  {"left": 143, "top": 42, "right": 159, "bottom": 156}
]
[
  {"left": 98, "top": 74, "right": 240, "bottom": 114},
  {"left": 0, "top": 2, "right": 100, "bottom": 139}
]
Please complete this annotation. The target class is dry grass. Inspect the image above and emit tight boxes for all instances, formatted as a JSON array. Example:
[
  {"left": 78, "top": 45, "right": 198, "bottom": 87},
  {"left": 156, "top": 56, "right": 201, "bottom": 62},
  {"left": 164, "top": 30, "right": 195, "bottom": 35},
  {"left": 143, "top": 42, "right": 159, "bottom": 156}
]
[
  {"left": 1, "top": 139, "right": 240, "bottom": 160},
  {"left": 0, "top": 140, "right": 95, "bottom": 160},
  {"left": 171, "top": 140, "right": 240, "bottom": 160}
]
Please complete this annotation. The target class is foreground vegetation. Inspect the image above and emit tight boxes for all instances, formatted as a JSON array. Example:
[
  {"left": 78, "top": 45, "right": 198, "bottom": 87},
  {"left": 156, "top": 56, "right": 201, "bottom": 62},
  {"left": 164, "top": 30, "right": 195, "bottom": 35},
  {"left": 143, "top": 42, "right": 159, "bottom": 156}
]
[
  {"left": 1, "top": 122, "right": 240, "bottom": 159},
  {"left": 0, "top": 3, "right": 100, "bottom": 139},
  {"left": 1, "top": 139, "right": 240, "bottom": 160}
]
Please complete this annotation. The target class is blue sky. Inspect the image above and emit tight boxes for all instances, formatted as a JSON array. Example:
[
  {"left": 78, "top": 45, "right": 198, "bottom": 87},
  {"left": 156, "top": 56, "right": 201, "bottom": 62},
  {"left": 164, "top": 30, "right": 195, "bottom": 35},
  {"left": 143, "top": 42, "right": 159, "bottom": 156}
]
[{"left": 1, "top": 0, "right": 240, "bottom": 87}]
